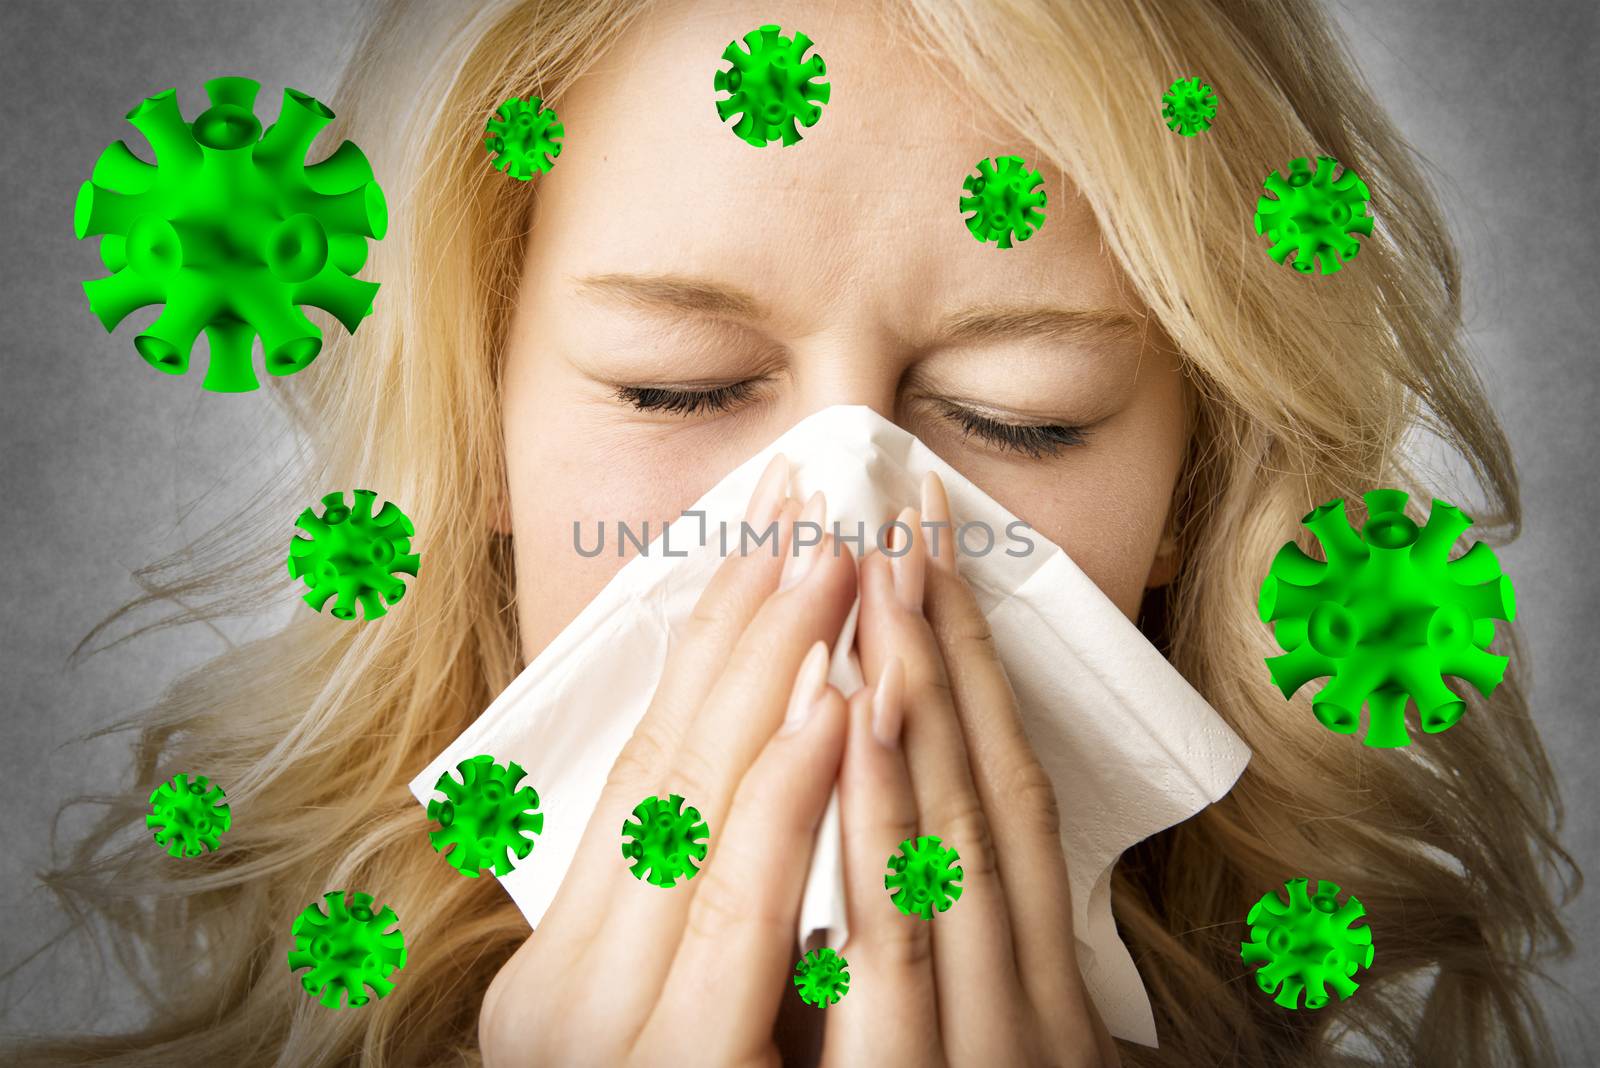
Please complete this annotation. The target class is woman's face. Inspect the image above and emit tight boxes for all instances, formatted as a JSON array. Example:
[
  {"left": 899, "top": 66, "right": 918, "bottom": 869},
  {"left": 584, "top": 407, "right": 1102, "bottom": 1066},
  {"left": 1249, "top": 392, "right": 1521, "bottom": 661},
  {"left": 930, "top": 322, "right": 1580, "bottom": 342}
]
[{"left": 502, "top": 0, "right": 1189, "bottom": 660}]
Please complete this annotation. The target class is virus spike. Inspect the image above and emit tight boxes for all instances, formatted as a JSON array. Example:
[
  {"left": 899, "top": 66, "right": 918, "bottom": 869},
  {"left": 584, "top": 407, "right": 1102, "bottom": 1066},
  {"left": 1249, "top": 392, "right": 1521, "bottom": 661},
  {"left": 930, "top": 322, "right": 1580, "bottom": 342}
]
[
  {"left": 80, "top": 270, "right": 160, "bottom": 333},
  {"left": 89, "top": 140, "right": 157, "bottom": 195},
  {"left": 125, "top": 90, "right": 201, "bottom": 169},
  {"left": 257, "top": 87, "right": 334, "bottom": 169},
  {"left": 1258, "top": 490, "right": 1515, "bottom": 746},
  {"left": 620, "top": 793, "right": 710, "bottom": 887}
]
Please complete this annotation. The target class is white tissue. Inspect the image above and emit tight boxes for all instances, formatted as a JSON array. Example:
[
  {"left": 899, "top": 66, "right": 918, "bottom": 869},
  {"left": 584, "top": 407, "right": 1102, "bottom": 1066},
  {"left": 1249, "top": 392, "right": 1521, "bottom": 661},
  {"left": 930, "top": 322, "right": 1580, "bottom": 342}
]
[{"left": 410, "top": 404, "right": 1249, "bottom": 1046}]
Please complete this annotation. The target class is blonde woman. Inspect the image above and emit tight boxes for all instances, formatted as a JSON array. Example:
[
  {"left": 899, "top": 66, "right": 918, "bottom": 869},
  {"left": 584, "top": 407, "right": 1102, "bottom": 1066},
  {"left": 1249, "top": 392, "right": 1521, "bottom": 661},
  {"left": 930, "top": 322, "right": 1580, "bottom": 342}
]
[{"left": 16, "top": 0, "right": 1574, "bottom": 1064}]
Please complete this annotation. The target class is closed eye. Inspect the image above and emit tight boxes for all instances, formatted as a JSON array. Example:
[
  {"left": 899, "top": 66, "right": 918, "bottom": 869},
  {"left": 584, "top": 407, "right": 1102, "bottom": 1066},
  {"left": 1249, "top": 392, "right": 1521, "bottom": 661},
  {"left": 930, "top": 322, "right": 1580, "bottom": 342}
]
[
  {"left": 933, "top": 399, "right": 1089, "bottom": 458},
  {"left": 613, "top": 380, "right": 762, "bottom": 415},
  {"left": 614, "top": 380, "right": 1089, "bottom": 459}
]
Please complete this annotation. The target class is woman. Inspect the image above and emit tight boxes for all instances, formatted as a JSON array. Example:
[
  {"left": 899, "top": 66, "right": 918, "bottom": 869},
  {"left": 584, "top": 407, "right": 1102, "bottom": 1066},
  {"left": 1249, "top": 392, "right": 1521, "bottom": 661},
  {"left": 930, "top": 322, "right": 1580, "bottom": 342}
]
[{"left": 20, "top": 0, "right": 1574, "bottom": 1064}]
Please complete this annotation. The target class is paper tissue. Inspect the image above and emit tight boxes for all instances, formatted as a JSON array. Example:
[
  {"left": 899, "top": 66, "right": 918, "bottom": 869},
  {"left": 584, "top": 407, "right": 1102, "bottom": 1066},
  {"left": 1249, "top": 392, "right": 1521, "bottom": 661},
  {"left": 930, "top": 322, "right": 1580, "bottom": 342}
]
[{"left": 409, "top": 404, "right": 1250, "bottom": 1045}]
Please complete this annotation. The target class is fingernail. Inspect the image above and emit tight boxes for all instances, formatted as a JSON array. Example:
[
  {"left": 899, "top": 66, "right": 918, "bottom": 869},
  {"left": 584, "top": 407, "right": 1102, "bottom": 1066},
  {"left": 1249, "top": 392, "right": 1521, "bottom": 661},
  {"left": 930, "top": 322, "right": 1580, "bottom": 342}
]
[
  {"left": 871, "top": 657, "right": 904, "bottom": 748},
  {"left": 920, "top": 472, "right": 955, "bottom": 574},
  {"left": 782, "top": 640, "right": 831, "bottom": 734},
  {"left": 744, "top": 453, "right": 789, "bottom": 526},
  {"left": 779, "top": 491, "right": 827, "bottom": 592},
  {"left": 890, "top": 506, "right": 925, "bottom": 612}
]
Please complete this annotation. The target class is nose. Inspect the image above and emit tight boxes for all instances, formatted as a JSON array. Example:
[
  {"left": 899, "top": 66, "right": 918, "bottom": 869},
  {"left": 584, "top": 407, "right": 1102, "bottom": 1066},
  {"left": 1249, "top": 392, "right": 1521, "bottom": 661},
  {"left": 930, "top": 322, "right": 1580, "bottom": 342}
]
[{"left": 787, "top": 337, "right": 904, "bottom": 428}]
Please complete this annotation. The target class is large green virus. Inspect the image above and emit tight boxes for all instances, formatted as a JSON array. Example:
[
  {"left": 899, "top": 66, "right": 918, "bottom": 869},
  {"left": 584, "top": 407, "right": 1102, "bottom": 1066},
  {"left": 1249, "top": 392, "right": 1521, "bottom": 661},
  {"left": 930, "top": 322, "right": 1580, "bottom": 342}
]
[
  {"left": 1161, "top": 76, "right": 1218, "bottom": 136},
  {"left": 1253, "top": 155, "right": 1374, "bottom": 275},
  {"left": 484, "top": 95, "right": 563, "bottom": 180},
  {"left": 146, "top": 772, "right": 231, "bottom": 857},
  {"left": 287, "top": 489, "right": 420, "bottom": 621},
  {"left": 620, "top": 794, "right": 709, "bottom": 887},
  {"left": 1241, "top": 877, "right": 1373, "bottom": 1010},
  {"left": 288, "top": 890, "right": 407, "bottom": 1010},
  {"left": 75, "top": 77, "right": 386, "bottom": 391},
  {"left": 960, "top": 156, "right": 1047, "bottom": 249},
  {"left": 1259, "top": 489, "right": 1515, "bottom": 748},
  {"left": 793, "top": 947, "right": 850, "bottom": 1007},
  {"left": 426, "top": 754, "right": 544, "bottom": 878},
  {"left": 885, "top": 835, "right": 963, "bottom": 919},
  {"left": 713, "top": 24, "right": 831, "bottom": 147}
]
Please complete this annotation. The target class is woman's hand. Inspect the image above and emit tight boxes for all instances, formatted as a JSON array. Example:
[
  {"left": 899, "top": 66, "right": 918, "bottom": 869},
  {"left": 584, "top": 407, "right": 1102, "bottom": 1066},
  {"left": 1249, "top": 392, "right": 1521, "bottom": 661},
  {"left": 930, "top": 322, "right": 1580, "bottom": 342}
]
[
  {"left": 480, "top": 456, "right": 859, "bottom": 1067},
  {"left": 825, "top": 472, "right": 1121, "bottom": 1068}
]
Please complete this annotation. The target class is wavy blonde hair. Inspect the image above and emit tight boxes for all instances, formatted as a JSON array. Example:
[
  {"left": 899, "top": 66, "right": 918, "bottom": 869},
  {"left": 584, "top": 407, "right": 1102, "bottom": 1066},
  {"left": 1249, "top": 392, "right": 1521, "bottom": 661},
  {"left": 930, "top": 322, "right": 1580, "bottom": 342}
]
[{"left": 11, "top": 0, "right": 1575, "bottom": 1064}]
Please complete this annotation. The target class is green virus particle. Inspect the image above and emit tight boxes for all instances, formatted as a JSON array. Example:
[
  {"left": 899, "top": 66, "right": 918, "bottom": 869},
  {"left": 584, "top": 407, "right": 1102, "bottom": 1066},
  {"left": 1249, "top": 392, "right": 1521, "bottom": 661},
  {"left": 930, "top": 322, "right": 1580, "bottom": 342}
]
[
  {"left": 713, "top": 24, "right": 831, "bottom": 147},
  {"left": 75, "top": 76, "right": 387, "bottom": 391},
  {"left": 1258, "top": 489, "right": 1516, "bottom": 748},
  {"left": 793, "top": 947, "right": 850, "bottom": 1007},
  {"left": 286, "top": 489, "right": 420, "bottom": 621},
  {"left": 1161, "top": 76, "right": 1218, "bottom": 136},
  {"left": 426, "top": 754, "right": 544, "bottom": 878},
  {"left": 146, "top": 772, "right": 231, "bottom": 857},
  {"left": 620, "top": 793, "right": 709, "bottom": 887},
  {"left": 288, "top": 890, "right": 407, "bottom": 1010},
  {"left": 483, "top": 95, "right": 564, "bottom": 180},
  {"left": 1241, "top": 877, "right": 1373, "bottom": 1010},
  {"left": 960, "top": 156, "right": 1047, "bottom": 249},
  {"left": 1253, "top": 155, "right": 1374, "bottom": 275},
  {"left": 884, "top": 835, "right": 963, "bottom": 919}
]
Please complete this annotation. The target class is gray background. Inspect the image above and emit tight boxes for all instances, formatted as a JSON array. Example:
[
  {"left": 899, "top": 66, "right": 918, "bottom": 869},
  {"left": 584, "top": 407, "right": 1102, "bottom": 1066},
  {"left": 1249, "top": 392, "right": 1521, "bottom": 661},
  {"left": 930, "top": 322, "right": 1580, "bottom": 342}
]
[{"left": 1, "top": 0, "right": 1594, "bottom": 1058}]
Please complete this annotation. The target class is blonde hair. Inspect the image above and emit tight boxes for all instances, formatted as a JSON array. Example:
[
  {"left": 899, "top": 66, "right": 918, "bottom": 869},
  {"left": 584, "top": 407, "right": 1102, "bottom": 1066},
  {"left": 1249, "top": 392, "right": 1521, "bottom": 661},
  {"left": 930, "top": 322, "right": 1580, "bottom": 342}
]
[{"left": 12, "top": 0, "right": 1575, "bottom": 1064}]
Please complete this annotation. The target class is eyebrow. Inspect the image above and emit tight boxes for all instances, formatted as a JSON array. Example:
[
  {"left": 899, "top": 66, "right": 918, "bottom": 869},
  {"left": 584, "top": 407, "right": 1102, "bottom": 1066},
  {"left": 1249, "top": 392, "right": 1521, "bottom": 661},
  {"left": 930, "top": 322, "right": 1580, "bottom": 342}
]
[
  {"left": 575, "top": 272, "right": 769, "bottom": 321},
  {"left": 572, "top": 271, "right": 1143, "bottom": 346}
]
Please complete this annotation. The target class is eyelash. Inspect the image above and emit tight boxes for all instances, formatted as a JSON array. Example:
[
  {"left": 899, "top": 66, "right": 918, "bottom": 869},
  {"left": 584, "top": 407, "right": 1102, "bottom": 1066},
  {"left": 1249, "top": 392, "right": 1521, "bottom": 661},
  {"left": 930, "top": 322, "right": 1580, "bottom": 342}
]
[
  {"left": 935, "top": 401, "right": 1088, "bottom": 458},
  {"left": 614, "top": 381, "right": 1088, "bottom": 458},
  {"left": 614, "top": 380, "right": 761, "bottom": 415}
]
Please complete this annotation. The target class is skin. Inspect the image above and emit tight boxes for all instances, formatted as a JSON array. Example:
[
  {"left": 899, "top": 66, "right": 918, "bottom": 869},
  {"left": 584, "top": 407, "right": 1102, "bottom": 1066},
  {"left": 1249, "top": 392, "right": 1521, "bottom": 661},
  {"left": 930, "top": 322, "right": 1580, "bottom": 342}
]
[{"left": 488, "top": 1, "right": 1189, "bottom": 1063}]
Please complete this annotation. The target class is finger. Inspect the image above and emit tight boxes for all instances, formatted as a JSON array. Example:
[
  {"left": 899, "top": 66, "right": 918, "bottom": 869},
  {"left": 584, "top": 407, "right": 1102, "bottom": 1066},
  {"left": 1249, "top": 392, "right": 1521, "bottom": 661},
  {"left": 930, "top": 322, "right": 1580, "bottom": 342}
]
[
  {"left": 544, "top": 471, "right": 802, "bottom": 938},
  {"left": 827, "top": 660, "right": 943, "bottom": 1065},
  {"left": 609, "top": 452, "right": 795, "bottom": 794},
  {"left": 920, "top": 472, "right": 1096, "bottom": 1030},
  {"left": 669, "top": 492, "right": 857, "bottom": 812},
  {"left": 855, "top": 510, "right": 1028, "bottom": 1060},
  {"left": 586, "top": 498, "right": 858, "bottom": 1009},
  {"left": 641, "top": 659, "right": 849, "bottom": 1061}
]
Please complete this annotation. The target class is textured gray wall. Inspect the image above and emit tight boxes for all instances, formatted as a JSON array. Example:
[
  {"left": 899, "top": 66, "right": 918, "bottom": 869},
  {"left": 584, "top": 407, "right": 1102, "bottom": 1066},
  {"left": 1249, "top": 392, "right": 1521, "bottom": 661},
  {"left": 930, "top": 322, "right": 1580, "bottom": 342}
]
[{"left": 1, "top": 0, "right": 1594, "bottom": 1058}]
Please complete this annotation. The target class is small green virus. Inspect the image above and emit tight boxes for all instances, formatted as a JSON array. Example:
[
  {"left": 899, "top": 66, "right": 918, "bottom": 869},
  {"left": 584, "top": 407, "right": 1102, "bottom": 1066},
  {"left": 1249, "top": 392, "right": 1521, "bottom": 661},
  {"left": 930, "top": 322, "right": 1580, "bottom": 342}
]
[
  {"left": 885, "top": 835, "right": 963, "bottom": 919},
  {"left": 75, "top": 76, "right": 386, "bottom": 391},
  {"left": 288, "top": 890, "right": 406, "bottom": 1009},
  {"left": 287, "top": 489, "right": 420, "bottom": 621},
  {"left": 713, "top": 24, "right": 831, "bottom": 147},
  {"left": 960, "top": 156, "right": 1047, "bottom": 249},
  {"left": 484, "top": 95, "right": 563, "bottom": 180},
  {"left": 793, "top": 947, "right": 850, "bottom": 1007},
  {"left": 1259, "top": 489, "right": 1516, "bottom": 747},
  {"left": 1254, "top": 155, "right": 1374, "bottom": 275},
  {"left": 426, "top": 754, "right": 544, "bottom": 878},
  {"left": 1241, "top": 877, "right": 1373, "bottom": 1010},
  {"left": 620, "top": 793, "right": 709, "bottom": 887},
  {"left": 1161, "top": 76, "right": 1218, "bottom": 136},
  {"left": 146, "top": 772, "right": 231, "bottom": 857}
]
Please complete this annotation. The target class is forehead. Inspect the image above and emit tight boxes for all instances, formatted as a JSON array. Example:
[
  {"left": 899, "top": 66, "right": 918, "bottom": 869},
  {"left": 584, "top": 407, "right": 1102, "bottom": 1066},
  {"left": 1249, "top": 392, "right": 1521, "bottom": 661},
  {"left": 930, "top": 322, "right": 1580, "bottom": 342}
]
[{"left": 525, "top": 0, "right": 1128, "bottom": 329}]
